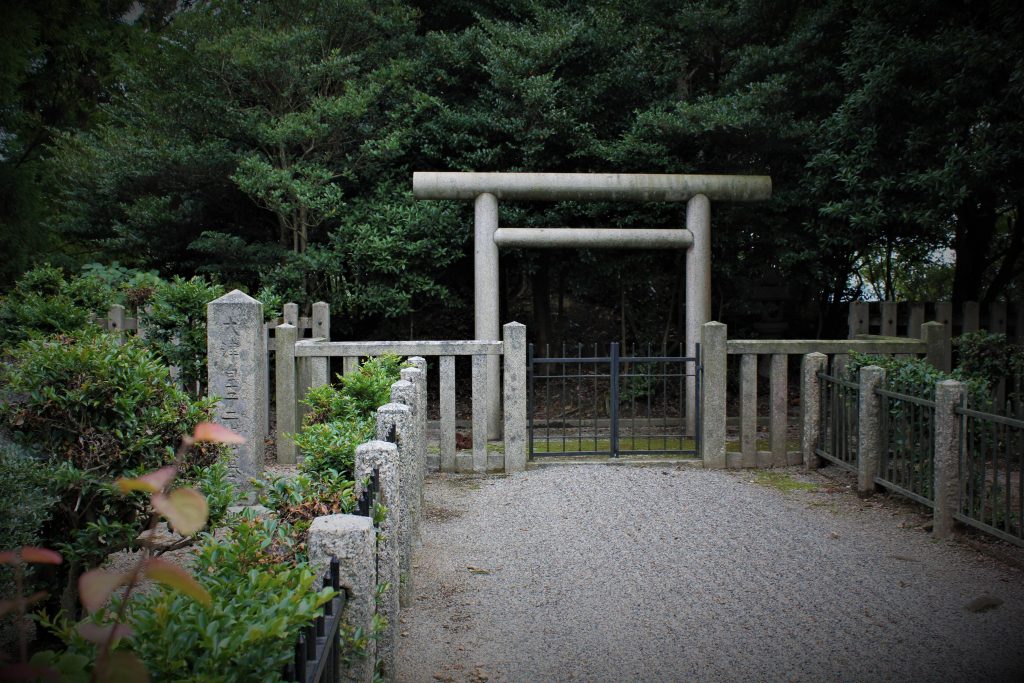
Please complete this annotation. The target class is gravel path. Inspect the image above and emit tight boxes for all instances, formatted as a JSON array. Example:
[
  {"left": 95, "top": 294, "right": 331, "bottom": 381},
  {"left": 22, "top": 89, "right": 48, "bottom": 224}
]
[{"left": 396, "top": 465, "right": 1024, "bottom": 683}]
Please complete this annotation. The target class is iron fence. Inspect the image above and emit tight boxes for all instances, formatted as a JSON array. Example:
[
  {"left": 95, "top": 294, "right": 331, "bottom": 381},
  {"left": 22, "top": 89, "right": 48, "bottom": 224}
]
[
  {"left": 955, "top": 405, "right": 1024, "bottom": 545},
  {"left": 875, "top": 385, "right": 936, "bottom": 506},
  {"left": 285, "top": 467, "right": 381, "bottom": 682},
  {"left": 815, "top": 372, "right": 859, "bottom": 471},
  {"left": 528, "top": 342, "right": 699, "bottom": 457}
]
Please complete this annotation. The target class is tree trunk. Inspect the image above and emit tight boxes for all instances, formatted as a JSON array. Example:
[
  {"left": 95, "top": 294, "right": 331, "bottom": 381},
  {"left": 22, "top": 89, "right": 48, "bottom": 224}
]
[
  {"left": 981, "top": 204, "right": 1023, "bottom": 305},
  {"left": 952, "top": 190, "right": 997, "bottom": 304}
]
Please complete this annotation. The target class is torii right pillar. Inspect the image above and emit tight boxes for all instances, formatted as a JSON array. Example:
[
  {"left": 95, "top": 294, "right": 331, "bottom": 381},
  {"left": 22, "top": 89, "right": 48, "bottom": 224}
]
[{"left": 685, "top": 193, "right": 711, "bottom": 435}]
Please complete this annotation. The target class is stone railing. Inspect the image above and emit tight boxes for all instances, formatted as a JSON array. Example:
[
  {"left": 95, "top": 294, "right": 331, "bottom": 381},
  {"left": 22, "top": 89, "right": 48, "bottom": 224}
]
[
  {"left": 274, "top": 322, "right": 528, "bottom": 474},
  {"left": 305, "top": 369, "right": 429, "bottom": 683},
  {"left": 699, "top": 321, "right": 947, "bottom": 469}
]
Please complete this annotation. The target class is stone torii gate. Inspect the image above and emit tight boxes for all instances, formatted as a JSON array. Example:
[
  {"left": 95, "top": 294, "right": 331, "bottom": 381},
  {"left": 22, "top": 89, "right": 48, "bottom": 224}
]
[{"left": 413, "top": 172, "right": 772, "bottom": 438}]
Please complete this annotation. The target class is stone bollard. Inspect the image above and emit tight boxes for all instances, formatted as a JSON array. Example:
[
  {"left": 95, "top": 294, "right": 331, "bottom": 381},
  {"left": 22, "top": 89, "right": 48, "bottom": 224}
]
[
  {"left": 398, "top": 366, "right": 426, "bottom": 551},
  {"left": 207, "top": 290, "right": 267, "bottom": 487},
  {"left": 354, "top": 440, "right": 400, "bottom": 682},
  {"left": 801, "top": 353, "right": 828, "bottom": 469},
  {"left": 502, "top": 322, "right": 527, "bottom": 472},
  {"left": 700, "top": 322, "right": 727, "bottom": 468},
  {"left": 407, "top": 358, "right": 428, "bottom": 511},
  {"left": 933, "top": 380, "right": 964, "bottom": 539},
  {"left": 307, "top": 515, "right": 376, "bottom": 683},
  {"left": 857, "top": 365, "right": 885, "bottom": 496},
  {"left": 376, "top": 399, "right": 415, "bottom": 609}
]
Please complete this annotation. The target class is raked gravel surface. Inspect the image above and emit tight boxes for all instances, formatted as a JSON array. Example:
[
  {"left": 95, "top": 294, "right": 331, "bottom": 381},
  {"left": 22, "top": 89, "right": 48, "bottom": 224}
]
[{"left": 395, "top": 464, "right": 1024, "bottom": 683}]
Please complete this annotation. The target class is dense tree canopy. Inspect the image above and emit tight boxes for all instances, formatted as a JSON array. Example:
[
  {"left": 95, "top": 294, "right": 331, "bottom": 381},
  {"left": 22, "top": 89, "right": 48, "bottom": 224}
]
[{"left": 3, "top": 0, "right": 1022, "bottom": 341}]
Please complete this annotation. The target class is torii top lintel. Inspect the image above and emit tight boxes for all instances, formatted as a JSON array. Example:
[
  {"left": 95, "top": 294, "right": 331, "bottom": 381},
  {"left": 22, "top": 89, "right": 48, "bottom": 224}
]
[{"left": 413, "top": 172, "right": 772, "bottom": 203}]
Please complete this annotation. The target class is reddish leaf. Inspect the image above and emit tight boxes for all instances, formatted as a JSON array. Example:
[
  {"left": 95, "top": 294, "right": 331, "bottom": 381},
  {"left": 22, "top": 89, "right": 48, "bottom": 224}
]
[
  {"left": 192, "top": 421, "right": 245, "bottom": 444},
  {"left": 97, "top": 651, "right": 150, "bottom": 683},
  {"left": 116, "top": 466, "right": 176, "bottom": 495},
  {"left": 19, "top": 547, "right": 62, "bottom": 565},
  {"left": 0, "top": 550, "right": 17, "bottom": 565},
  {"left": 78, "top": 622, "right": 133, "bottom": 645},
  {"left": 151, "top": 489, "right": 208, "bottom": 535},
  {"left": 143, "top": 559, "right": 211, "bottom": 607},
  {"left": 79, "top": 569, "right": 128, "bottom": 613}
]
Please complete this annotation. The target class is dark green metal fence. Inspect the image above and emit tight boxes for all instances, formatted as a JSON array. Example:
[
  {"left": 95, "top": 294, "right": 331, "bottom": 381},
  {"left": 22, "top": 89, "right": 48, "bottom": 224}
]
[
  {"left": 955, "top": 406, "right": 1024, "bottom": 545},
  {"left": 816, "top": 372, "right": 859, "bottom": 471},
  {"left": 876, "top": 385, "right": 936, "bottom": 506}
]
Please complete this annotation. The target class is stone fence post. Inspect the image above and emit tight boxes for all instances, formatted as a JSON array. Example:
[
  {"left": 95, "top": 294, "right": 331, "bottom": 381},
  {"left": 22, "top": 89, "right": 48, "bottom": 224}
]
[
  {"left": 933, "top": 380, "right": 964, "bottom": 538},
  {"left": 801, "top": 352, "right": 828, "bottom": 469},
  {"left": 354, "top": 440, "right": 400, "bottom": 682},
  {"left": 857, "top": 365, "right": 885, "bottom": 496},
  {"left": 503, "top": 322, "right": 527, "bottom": 472},
  {"left": 207, "top": 290, "right": 267, "bottom": 486},
  {"left": 378, "top": 395, "right": 415, "bottom": 608},
  {"left": 408, "top": 358, "right": 428, "bottom": 512},
  {"left": 700, "top": 322, "right": 727, "bottom": 468},
  {"left": 275, "top": 323, "right": 298, "bottom": 464},
  {"left": 307, "top": 515, "right": 376, "bottom": 683}
]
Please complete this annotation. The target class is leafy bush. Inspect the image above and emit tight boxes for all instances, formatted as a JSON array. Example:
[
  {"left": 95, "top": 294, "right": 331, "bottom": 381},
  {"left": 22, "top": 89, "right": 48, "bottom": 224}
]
[
  {"left": 954, "top": 331, "right": 1024, "bottom": 405},
  {"left": 0, "top": 439, "right": 60, "bottom": 602},
  {"left": 258, "top": 470, "right": 359, "bottom": 546},
  {"left": 0, "top": 331, "right": 221, "bottom": 612},
  {"left": 139, "top": 275, "right": 226, "bottom": 398},
  {"left": 847, "top": 352, "right": 989, "bottom": 405},
  {"left": 0, "top": 265, "right": 112, "bottom": 348},
  {"left": 294, "top": 417, "right": 376, "bottom": 479},
  {"left": 336, "top": 354, "right": 408, "bottom": 417},
  {"left": 126, "top": 515, "right": 334, "bottom": 682}
]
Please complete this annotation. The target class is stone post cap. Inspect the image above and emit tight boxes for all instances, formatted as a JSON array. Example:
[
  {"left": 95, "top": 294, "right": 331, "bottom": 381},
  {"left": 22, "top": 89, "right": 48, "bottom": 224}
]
[
  {"left": 377, "top": 402, "right": 412, "bottom": 415},
  {"left": 356, "top": 440, "right": 399, "bottom": 456},
  {"left": 503, "top": 321, "right": 526, "bottom": 329},
  {"left": 208, "top": 289, "right": 261, "bottom": 306},
  {"left": 309, "top": 513, "right": 374, "bottom": 535},
  {"left": 936, "top": 379, "right": 964, "bottom": 389},
  {"left": 275, "top": 322, "right": 297, "bottom": 330},
  {"left": 702, "top": 320, "right": 726, "bottom": 329},
  {"left": 806, "top": 351, "right": 828, "bottom": 359}
]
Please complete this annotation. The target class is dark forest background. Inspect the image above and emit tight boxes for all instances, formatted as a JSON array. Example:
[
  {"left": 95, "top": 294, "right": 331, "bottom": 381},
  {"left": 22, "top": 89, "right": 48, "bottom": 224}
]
[{"left": 2, "top": 0, "right": 1022, "bottom": 347}]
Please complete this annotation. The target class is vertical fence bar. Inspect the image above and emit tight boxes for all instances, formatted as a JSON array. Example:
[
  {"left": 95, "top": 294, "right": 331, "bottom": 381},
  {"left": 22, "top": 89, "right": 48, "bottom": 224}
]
[
  {"left": 740, "top": 353, "right": 757, "bottom": 467},
  {"left": 880, "top": 301, "right": 898, "bottom": 336},
  {"left": 770, "top": 353, "right": 788, "bottom": 466},
  {"left": 528, "top": 345, "right": 535, "bottom": 459},
  {"left": 440, "top": 355, "right": 456, "bottom": 472},
  {"left": 848, "top": 301, "right": 870, "bottom": 338},
  {"left": 107, "top": 304, "right": 126, "bottom": 343},
  {"left": 922, "top": 321, "right": 950, "bottom": 373},
  {"left": 471, "top": 353, "right": 488, "bottom": 473},
  {"left": 908, "top": 303, "right": 925, "bottom": 340},
  {"left": 311, "top": 301, "right": 330, "bottom": 340},
  {"left": 963, "top": 301, "right": 980, "bottom": 333},
  {"left": 610, "top": 342, "right": 620, "bottom": 457}
]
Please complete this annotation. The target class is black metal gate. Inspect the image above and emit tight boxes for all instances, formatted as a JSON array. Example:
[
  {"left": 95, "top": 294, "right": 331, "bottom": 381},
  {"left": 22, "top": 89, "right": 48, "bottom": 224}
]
[{"left": 528, "top": 342, "right": 701, "bottom": 458}]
